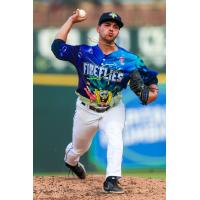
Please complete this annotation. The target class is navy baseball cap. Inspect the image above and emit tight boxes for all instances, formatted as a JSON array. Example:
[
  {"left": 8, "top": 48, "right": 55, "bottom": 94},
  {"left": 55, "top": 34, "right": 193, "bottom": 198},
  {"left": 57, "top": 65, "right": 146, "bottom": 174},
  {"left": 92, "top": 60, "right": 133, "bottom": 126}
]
[{"left": 98, "top": 12, "right": 124, "bottom": 28}]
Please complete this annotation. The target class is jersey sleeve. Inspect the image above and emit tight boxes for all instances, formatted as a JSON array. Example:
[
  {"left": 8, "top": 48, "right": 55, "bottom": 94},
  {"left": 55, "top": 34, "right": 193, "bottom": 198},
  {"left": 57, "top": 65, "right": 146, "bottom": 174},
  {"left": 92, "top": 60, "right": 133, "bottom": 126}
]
[
  {"left": 135, "top": 56, "right": 159, "bottom": 85},
  {"left": 51, "top": 39, "right": 80, "bottom": 65}
]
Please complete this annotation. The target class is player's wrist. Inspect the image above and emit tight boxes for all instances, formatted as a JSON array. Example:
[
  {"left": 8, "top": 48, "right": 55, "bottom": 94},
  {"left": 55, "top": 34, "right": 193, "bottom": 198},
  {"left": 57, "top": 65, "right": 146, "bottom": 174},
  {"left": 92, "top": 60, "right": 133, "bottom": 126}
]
[{"left": 68, "top": 17, "right": 75, "bottom": 24}]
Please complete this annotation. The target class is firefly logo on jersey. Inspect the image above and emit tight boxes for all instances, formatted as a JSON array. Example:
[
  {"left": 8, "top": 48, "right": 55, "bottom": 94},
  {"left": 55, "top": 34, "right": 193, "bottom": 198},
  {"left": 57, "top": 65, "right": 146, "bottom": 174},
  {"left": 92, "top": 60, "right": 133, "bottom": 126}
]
[{"left": 83, "top": 62, "right": 124, "bottom": 82}]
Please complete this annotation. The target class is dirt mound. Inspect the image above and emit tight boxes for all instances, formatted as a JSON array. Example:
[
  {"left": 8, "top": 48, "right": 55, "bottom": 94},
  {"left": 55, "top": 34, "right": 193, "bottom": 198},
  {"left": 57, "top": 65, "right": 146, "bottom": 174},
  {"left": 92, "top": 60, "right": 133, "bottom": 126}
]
[{"left": 33, "top": 175, "right": 165, "bottom": 200}]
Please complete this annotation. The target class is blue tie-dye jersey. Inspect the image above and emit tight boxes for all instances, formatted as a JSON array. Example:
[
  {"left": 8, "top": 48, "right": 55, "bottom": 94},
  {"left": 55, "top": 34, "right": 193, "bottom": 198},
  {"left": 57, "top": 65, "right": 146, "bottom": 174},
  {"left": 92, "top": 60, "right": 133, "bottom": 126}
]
[{"left": 51, "top": 39, "right": 158, "bottom": 107}]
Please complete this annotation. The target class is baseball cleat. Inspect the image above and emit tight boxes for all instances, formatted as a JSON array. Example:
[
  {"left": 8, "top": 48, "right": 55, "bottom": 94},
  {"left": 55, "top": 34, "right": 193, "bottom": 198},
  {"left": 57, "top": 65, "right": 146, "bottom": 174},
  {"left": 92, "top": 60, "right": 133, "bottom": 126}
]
[
  {"left": 103, "top": 176, "right": 124, "bottom": 194},
  {"left": 65, "top": 162, "right": 86, "bottom": 179}
]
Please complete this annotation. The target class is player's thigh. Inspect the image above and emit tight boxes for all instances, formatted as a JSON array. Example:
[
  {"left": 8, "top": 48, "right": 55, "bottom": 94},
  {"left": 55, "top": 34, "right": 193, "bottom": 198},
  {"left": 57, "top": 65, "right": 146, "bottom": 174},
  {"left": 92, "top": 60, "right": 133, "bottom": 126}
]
[
  {"left": 99, "top": 102, "right": 125, "bottom": 148},
  {"left": 72, "top": 106, "right": 99, "bottom": 151},
  {"left": 99, "top": 101, "right": 125, "bottom": 133}
]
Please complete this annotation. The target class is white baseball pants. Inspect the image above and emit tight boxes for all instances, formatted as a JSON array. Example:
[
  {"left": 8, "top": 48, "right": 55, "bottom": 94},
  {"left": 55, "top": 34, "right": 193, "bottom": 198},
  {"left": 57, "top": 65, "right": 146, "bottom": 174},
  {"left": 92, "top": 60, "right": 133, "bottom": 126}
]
[{"left": 64, "top": 97, "right": 125, "bottom": 178}]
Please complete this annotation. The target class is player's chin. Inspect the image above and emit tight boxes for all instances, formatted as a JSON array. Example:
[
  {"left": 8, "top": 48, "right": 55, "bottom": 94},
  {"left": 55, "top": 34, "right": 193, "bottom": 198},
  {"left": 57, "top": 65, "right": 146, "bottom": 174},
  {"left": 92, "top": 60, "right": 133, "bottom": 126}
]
[{"left": 105, "top": 36, "right": 115, "bottom": 43}]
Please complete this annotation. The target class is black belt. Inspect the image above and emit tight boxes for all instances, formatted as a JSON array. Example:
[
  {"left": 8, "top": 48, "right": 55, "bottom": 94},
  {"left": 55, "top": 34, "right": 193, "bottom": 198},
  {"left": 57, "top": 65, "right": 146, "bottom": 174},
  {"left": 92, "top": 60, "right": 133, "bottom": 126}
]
[{"left": 81, "top": 102, "right": 110, "bottom": 113}]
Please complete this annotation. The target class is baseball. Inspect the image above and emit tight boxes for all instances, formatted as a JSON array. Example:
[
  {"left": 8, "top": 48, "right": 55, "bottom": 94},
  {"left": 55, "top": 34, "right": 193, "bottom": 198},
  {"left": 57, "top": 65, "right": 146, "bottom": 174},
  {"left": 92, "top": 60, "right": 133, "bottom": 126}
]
[{"left": 78, "top": 9, "right": 87, "bottom": 17}]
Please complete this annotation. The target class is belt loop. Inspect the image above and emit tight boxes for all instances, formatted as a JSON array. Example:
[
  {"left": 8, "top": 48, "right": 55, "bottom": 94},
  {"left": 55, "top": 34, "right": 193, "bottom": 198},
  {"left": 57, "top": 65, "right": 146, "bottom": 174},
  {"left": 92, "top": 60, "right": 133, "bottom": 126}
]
[{"left": 81, "top": 102, "right": 86, "bottom": 106}]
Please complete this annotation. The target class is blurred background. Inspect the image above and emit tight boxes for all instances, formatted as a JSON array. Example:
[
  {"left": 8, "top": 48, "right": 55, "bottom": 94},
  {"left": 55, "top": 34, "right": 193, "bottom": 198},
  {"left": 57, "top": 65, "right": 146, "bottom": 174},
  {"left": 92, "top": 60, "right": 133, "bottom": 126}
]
[{"left": 33, "top": 0, "right": 166, "bottom": 178}]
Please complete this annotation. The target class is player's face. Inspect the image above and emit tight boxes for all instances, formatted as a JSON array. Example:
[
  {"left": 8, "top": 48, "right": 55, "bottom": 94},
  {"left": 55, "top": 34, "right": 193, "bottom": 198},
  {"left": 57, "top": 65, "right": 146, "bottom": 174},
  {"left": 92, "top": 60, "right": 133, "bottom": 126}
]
[{"left": 97, "top": 21, "right": 120, "bottom": 43}]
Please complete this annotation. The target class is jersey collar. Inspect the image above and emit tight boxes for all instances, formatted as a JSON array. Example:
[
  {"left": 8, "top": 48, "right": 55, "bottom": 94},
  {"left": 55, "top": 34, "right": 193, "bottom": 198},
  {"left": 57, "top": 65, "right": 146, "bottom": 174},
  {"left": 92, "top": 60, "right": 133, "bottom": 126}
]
[{"left": 94, "top": 44, "right": 120, "bottom": 57}]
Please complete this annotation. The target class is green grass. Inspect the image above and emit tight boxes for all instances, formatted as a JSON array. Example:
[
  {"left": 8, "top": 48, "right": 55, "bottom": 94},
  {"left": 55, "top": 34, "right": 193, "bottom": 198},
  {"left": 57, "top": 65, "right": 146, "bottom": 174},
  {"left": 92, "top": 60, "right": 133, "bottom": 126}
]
[
  {"left": 123, "top": 169, "right": 166, "bottom": 180},
  {"left": 34, "top": 169, "right": 165, "bottom": 180}
]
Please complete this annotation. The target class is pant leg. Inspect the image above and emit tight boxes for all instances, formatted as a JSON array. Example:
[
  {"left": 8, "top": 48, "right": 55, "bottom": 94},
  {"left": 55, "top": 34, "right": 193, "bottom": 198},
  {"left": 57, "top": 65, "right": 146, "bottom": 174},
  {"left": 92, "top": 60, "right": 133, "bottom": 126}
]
[
  {"left": 64, "top": 98, "right": 101, "bottom": 166},
  {"left": 99, "top": 101, "right": 125, "bottom": 177}
]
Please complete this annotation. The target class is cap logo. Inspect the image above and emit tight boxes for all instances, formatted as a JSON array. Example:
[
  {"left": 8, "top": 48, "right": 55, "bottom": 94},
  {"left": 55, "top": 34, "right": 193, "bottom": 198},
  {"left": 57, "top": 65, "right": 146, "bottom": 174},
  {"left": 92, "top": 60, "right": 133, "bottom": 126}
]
[{"left": 109, "top": 12, "right": 118, "bottom": 19}]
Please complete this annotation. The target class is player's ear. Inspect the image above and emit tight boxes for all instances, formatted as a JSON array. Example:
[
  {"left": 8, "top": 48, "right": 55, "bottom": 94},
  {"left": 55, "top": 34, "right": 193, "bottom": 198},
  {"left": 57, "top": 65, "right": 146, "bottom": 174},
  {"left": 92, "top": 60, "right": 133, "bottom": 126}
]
[{"left": 96, "top": 26, "right": 100, "bottom": 33}]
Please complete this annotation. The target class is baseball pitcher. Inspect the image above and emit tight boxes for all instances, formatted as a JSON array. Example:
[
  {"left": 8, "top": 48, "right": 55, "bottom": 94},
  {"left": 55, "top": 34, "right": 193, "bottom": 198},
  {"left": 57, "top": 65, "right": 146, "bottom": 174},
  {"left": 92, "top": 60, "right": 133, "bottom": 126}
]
[{"left": 51, "top": 9, "right": 158, "bottom": 193}]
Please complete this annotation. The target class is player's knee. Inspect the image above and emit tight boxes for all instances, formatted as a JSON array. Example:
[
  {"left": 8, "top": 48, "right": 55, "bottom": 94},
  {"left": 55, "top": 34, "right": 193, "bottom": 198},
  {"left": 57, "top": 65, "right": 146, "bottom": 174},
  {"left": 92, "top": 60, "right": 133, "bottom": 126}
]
[
  {"left": 72, "top": 147, "right": 90, "bottom": 157},
  {"left": 107, "top": 123, "right": 124, "bottom": 132},
  {"left": 65, "top": 142, "right": 90, "bottom": 157}
]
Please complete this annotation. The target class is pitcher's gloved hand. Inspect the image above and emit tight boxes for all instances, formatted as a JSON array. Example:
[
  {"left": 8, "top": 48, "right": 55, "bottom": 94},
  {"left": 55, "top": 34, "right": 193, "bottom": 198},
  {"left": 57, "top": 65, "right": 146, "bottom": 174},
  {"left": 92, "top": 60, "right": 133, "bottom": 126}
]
[
  {"left": 129, "top": 70, "right": 159, "bottom": 105},
  {"left": 146, "top": 84, "right": 159, "bottom": 104}
]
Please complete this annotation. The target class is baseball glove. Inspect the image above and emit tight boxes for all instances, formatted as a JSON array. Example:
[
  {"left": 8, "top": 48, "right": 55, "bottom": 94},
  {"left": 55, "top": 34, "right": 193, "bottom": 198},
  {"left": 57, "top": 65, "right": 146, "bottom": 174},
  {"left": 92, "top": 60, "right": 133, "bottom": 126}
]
[{"left": 129, "top": 70, "right": 158, "bottom": 105}]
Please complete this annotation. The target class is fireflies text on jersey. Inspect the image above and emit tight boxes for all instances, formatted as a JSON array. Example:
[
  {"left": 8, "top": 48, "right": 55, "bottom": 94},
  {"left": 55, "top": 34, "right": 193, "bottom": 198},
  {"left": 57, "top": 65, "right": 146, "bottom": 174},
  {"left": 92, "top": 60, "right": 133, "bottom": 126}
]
[{"left": 83, "top": 62, "right": 124, "bottom": 82}]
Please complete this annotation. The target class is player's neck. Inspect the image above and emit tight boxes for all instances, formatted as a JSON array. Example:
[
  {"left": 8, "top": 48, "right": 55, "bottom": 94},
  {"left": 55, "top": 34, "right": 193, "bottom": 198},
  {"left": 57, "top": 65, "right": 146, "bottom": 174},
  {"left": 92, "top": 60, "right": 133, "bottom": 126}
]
[{"left": 98, "top": 40, "right": 118, "bottom": 55}]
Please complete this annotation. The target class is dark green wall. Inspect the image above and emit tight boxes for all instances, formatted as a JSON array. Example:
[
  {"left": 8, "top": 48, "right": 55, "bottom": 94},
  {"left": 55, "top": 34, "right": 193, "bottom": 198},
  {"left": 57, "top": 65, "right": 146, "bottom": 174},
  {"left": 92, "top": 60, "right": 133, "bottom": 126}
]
[{"left": 33, "top": 85, "right": 90, "bottom": 173}]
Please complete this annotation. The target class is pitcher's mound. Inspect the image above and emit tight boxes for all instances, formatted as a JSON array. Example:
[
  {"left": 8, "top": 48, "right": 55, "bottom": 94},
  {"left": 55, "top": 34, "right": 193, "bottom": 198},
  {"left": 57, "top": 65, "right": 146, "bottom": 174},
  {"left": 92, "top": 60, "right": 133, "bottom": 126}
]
[{"left": 33, "top": 175, "right": 165, "bottom": 200}]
